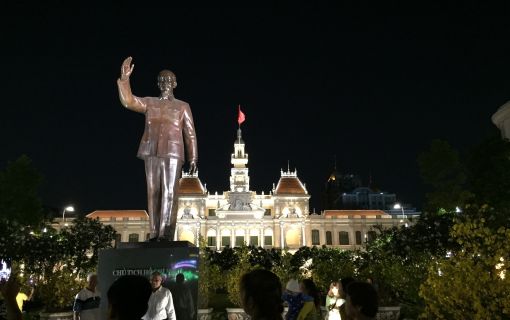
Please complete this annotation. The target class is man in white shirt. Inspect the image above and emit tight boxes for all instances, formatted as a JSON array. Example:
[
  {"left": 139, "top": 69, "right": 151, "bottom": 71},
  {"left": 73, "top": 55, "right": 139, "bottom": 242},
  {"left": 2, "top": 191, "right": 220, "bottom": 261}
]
[
  {"left": 73, "top": 273, "right": 100, "bottom": 320},
  {"left": 143, "top": 272, "right": 175, "bottom": 320}
]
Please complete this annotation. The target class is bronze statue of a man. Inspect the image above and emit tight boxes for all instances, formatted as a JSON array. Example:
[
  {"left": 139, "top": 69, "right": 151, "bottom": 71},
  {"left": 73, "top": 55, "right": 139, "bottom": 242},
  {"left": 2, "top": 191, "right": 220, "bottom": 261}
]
[{"left": 117, "top": 57, "right": 198, "bottom": 240}]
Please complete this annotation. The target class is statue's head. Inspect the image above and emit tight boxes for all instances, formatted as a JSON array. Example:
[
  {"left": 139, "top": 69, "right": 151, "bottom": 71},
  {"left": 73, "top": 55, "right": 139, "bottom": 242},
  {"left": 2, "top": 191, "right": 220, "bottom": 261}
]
[{"left": 158, "top": 70, "right": 177, "bottom": 92}]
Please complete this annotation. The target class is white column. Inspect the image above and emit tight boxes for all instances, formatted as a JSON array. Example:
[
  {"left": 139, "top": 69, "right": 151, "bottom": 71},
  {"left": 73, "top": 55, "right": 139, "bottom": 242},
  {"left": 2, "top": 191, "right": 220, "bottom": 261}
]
[
  {"left": 216, "top": 227, "right": 220, "bottom": 251},
  {"left": 301, "top": 222, "right": 306, "bottom": 246},
  {"left": 195, "top": 222, "right": 200, "bottom": 246},
  {"left": 280, "top": 223, "right": 285, "bottom": 248}
]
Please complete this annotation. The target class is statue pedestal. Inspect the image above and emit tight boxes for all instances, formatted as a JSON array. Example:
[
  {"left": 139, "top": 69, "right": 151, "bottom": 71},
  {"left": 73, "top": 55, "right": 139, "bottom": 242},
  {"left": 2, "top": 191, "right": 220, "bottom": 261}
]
[{"left": 98, "top": 241, "right": 199, "bottom": 320}]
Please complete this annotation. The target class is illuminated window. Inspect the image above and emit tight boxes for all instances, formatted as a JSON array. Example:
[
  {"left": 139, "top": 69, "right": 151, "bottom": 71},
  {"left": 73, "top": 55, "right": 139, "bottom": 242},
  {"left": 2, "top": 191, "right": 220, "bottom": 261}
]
[{"left": 311, "top": 229, "right": 320, "bottom": 245}]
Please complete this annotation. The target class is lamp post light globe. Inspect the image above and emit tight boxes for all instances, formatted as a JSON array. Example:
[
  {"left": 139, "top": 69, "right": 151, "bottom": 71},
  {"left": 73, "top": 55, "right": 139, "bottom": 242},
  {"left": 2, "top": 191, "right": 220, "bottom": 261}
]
[
  {"left": 62, "top": 205, "right": 75, "bottom": 225},
  {"left": 393, "top": 203, "right": 406, "bottom": 222}
]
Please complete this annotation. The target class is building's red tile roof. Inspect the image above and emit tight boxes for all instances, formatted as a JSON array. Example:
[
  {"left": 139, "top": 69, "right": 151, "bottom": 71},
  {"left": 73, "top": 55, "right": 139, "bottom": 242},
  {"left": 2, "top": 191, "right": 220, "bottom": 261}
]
[
  {"left": 86, "top": 210, "right": 148, "bottom": 219},
  {"left": 275, "top": 177, "right": 307, "bottom": 195},
  {"left": 178, "top": 176, "right": 206, "bottom": 195},
  {"left": 324, "top": 210, "right": 390, "bottom": 218}
]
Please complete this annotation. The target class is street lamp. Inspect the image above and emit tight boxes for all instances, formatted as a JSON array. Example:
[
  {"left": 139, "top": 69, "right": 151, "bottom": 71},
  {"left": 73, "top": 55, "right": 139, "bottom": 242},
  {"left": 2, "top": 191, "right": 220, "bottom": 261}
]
[
  {"left": 393, "top": 203, "right": 406, "bottom": 222},
  {"left": 62, "top": 205, "right": 75, "bottom": 225}
]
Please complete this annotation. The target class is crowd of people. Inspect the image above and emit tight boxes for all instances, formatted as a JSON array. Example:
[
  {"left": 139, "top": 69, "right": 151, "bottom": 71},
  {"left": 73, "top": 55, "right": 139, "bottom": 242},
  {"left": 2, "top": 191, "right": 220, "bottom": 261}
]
[
  {"left": 0, "top": 270, "right": 378, "bottom": 320},
  {"left": 0, "top": 271, "right": 195, "bottom": 320},
  {"left": 279, "top": 274, "right": 377, "bottom": 320}
]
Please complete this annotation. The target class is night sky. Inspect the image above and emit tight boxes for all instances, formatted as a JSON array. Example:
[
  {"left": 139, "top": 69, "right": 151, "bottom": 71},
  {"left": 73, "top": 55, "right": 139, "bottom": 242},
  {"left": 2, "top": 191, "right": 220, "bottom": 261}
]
[{"left": 1, "top": 3, "right": 509, "bottom": 215}]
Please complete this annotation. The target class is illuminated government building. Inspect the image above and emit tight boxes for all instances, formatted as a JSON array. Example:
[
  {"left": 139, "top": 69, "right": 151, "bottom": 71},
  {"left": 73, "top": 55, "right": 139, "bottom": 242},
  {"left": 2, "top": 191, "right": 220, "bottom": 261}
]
[{"left": 87, "top": 128, "right": 408, "bottom": 250}]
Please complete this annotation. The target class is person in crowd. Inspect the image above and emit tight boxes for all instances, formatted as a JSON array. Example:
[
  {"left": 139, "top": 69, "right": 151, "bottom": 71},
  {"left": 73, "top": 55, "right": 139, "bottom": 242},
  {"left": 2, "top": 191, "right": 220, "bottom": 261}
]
[
  {"left": 297, "top": 279, "right": 320, "bottom": 320},
  {"left": 143, "top": 272, "right": 175, "bottom": 320},
  {"left": 344, "top": 282, "right": 378, "bottom": 320},
  {"left": 282, "top": 279, "right": 303, "bottom": 320},
  {"left": 365, "top": 277, "right": 379, "bottom": 294},
  {"left": 325, "top": 282, "right": 342, "bottom": 320},
  {"left": 15, "top": 286, "right": 33, "bottom": 312},
  {"left": 0, "top": 276, "right": 22, "bottom": 320},
  {"left": 171, "top": 273, "right": 194, "bottom": 320},
  {"left": 73, "top": 273, "right": 100, "bottom": 320},
  {"left": 239, "top": 269, "right": 283, "bottom": 320},
  {"left": 107, "top": 275, "right": 152, "bottom": 320},
  {"left": 338, "top": 277, "right": 355, "bottom": 320}
]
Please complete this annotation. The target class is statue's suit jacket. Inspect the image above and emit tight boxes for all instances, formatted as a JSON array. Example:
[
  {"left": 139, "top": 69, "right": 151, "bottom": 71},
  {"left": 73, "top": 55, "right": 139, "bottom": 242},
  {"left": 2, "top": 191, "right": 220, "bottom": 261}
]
[{"left": 117, "top": 78, "right": 198, "bottom": 163}]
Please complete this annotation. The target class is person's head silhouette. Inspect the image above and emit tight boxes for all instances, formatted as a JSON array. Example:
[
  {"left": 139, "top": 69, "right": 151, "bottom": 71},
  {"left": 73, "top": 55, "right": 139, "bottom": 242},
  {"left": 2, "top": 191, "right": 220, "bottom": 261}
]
[
  {"left": 107, "top": 275, "right": 152, "bottom": 320},
  {"left": 240, "top": 269, "right": 283, "bottom": 320}
]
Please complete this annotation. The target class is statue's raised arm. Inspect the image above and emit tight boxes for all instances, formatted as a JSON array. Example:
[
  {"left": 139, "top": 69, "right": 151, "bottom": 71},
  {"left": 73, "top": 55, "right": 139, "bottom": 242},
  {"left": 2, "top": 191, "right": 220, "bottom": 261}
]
[
  {"left": 117, "top": 56, "right": 146, "bottom": 113},
  {"left": 120, "top": 56, "right": 134, "bottom": 80}
]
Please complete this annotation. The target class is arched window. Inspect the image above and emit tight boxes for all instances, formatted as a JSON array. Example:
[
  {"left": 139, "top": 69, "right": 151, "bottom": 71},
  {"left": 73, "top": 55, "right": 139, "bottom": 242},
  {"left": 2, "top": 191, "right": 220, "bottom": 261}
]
[
  {"left": 339, "top": 231, "right": 349, "bottom": 245},
  {"left": 235, "top": 229, "right": 245, "bottom": 247},
  {"left": 285, "top": 228, "right": 301, "bottom": 247},
  {"left": 207, "top": 229, "right": 217, "bottom": 247},
  {"left": 355, "top": 231, "right": 362, "bottom": 245},
  {"left": 264, "top": 229, "right": 273, "bottom": 247},
  {"left": 326, "top": 231, "right": 332, "bottom": 245},
  {"left": 367, "top": 231, "right": 377, "bottom": 242},
  {"left": 311, "top": 229, "right": 320, "bottom": 245},
  {"left": 179, "top": 230, "right": 195, "bottom": 244},
  {"left": 221, "top": 229, "right": 231, "bottom": 248},
  {"left": 249, "top": 229, "right": 259, "bottom": 247},
  {"left": 128, "top": 233, "right": 139, "bottom": 242}
]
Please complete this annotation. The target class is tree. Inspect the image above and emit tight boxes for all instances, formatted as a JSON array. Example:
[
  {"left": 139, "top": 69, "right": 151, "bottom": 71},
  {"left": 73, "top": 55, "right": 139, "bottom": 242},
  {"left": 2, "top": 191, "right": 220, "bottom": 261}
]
[
  {"left": 417, "top": 140, "right": 472, "bottom": 212},
  {"left": 36, "top": 266, "right": 86, "bottom": 312},
  {"left": 225, "top": 246, "right": 259, "bottom": 307},
  {"left": 310, "top": 247, "right": 356, "bottom": 294},
  {"left": 272, "top": 250, "right": 298, "bottom": 289},
  {"left": 197, "top": 237, "right": 223, "bottom": 309},
  {"left": 0, "top": 155, "right": 44, "bottom": 225},
  {"left": 208, "top": 246, "right": 239, "bottom": 271},
  {"left": 359, "top": 227, "right": 431, "bottom": 315},
  {"left": 420, "top": 213, "right": 510, "bottom": 319},
  {"left": 465, "top": 135, "right": 510, "bottom": 227},
  {"left": 60, "top": 217, "right": 117, "bottom": 276}
]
